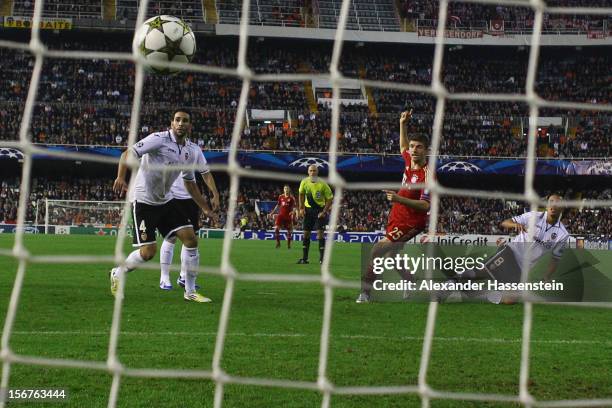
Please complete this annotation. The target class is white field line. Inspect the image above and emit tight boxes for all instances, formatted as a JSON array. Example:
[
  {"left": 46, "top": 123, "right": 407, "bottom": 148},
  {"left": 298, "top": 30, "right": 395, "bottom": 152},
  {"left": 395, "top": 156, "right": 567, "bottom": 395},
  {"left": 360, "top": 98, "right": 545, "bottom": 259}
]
[{"left": 10, "top": 331, "right": 612, "bottom": 346}]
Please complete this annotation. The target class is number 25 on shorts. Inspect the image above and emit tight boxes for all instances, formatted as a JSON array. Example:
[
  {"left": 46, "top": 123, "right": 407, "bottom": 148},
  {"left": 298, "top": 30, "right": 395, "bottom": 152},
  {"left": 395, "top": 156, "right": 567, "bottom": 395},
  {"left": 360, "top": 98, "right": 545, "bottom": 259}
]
[{"left": 389, "top": 227, "right": 403, "bottom": 241}]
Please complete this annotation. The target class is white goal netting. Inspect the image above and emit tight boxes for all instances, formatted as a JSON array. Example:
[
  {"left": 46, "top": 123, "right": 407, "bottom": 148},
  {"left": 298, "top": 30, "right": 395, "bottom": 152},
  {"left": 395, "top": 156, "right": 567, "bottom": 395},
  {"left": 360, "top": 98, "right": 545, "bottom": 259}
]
[
  {"left": 1, "top": 0, "right": 612, "bottom": 407},
  {"left": 39, "top": 200, "right": 126, "bottom": 234}
]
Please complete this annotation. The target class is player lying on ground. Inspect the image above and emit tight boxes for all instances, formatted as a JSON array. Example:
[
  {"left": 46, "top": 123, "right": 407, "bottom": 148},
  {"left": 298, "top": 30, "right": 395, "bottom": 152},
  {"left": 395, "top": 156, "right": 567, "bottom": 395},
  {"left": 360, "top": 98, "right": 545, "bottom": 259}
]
[
  {"left": 439, "top": 194, "right": 569, "bottom": 304},
  {"left": 356, "top": 110, "right": 432, "bottom": 303},
  {"left": 110, "top": 108, "right": 214, "bottom": 303}
]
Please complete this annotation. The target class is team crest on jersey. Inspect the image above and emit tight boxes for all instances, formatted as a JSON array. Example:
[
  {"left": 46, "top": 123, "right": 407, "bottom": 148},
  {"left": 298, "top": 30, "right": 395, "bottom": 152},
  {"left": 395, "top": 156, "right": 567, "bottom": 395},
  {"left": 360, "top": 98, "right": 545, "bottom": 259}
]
[
  {"left": 411, "top": 174, "right": 419, "bottom": 183},
  {"left": 551, "top": 233, "right": 557, "bottom": 240},
  {"left": 184, "top": 151, "right": 189, "bottom": 160},
  {"left": 141, "top": 232, "right": 147, "bottom": 241},
  {"left": 316, "top": 191, "right": 321, "bottom": 198},
  {"left": 136, "top": 142, "right": 144, "bottom": 148}
]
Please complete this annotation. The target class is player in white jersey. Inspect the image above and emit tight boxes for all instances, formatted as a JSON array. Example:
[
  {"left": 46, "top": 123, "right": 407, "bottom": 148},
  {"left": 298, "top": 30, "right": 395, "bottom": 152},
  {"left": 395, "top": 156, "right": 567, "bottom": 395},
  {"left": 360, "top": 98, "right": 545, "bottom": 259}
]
[
  {"left": 159, "top": 143, "right": 219, "bottom": 290},
  {"left": 440, "top": 194, "right": 569, "bottom": 304},
  {"left": 501, "top": 194, "right": 569, "bottom": 279},
  {"left": 110, "top": 108, "right": 214, "bottom": 303}
]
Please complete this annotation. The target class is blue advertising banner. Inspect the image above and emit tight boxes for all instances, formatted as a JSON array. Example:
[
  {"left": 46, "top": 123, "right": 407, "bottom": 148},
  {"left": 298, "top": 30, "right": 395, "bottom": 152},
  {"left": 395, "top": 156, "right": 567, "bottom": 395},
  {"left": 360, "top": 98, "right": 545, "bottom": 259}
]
[
  {"left": 2, "top": 146, "right": 611, "bottom": 176},
  {"left": 241, "top": 230, "right": 385, "bottom": 243}
]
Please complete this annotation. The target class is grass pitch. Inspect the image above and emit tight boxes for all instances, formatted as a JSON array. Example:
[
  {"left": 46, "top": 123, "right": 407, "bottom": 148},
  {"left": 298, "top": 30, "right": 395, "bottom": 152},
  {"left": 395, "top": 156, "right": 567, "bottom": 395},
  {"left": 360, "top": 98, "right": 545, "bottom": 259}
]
[{"left": 1, "top": 235, "right": 611, "bottom": 407}]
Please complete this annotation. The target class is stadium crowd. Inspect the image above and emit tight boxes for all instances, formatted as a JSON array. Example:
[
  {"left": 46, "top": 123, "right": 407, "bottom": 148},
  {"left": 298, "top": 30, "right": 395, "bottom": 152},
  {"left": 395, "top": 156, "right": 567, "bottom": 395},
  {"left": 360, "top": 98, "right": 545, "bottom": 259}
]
[
  {"left": 398, "top": 0, "right": 611, "bottom": 32},
  {"left": 13, "top": 0, "right": 101, "bottom": 18},
  {"left": 12, "top": 0, "right": 610, "bottom": 33},
  {"left": 1, "top": 177, "right": 610, "bottom": 238},
  {"left": 1, "top": 35, "right": 609, "bottom": 157}
]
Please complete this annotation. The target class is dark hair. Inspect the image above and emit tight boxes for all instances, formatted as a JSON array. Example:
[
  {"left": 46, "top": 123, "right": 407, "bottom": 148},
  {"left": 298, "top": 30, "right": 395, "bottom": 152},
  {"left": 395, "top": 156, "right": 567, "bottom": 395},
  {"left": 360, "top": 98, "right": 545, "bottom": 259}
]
[
  {"left": 172, "top": 108, "right": 191, "bottom": 121},
  {"left": 408, "top": 133, "right": 429, "bottom": 147},
  {"left": 546, "top": 193, "right": 563, "bottom": 201}
]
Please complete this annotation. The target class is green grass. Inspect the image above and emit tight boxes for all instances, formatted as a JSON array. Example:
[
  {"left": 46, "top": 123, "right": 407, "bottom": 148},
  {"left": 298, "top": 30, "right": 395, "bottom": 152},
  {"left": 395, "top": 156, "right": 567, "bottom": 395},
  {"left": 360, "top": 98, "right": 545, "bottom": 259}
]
[{"left": 0, "top": 235, "right": 611, "bottom": 407}]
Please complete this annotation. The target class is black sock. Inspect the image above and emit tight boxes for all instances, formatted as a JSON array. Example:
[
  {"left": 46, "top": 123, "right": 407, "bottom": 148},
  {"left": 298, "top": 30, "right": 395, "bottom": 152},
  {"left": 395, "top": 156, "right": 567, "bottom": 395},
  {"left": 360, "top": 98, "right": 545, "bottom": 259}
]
[
  {"left": 303, "top": 238, "right": 310, "bottom": 260},
  {"left": 319, "top": 238, "right": 325, "bottom": 261}
]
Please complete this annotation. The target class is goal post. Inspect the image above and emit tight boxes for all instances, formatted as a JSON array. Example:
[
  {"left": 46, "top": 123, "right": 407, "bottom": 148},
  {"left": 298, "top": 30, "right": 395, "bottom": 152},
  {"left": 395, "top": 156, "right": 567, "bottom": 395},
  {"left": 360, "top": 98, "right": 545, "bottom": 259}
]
[{"left": 43, "top": 199, "right": 126, "bottom": 234}]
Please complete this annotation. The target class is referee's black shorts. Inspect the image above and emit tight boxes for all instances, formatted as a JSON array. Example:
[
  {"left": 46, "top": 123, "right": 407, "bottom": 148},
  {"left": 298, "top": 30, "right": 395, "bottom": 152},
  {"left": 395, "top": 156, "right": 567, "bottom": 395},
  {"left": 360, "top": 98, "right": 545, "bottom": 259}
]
[{"left": 303, "top": 206, "right": 328, "bottom": 231}]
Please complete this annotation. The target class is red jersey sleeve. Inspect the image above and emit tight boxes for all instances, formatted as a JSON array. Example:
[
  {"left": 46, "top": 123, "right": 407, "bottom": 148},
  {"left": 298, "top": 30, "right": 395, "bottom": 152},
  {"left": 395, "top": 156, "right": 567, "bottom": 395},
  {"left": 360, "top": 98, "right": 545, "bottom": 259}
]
[{"left": 401, "top": 149, "right": 411, "bottom": 165}]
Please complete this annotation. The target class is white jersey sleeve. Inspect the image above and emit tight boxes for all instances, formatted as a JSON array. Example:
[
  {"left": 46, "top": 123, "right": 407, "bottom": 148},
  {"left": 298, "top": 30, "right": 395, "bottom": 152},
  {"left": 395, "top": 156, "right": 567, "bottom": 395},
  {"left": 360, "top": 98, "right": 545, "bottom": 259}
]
[
  {"left": 197, "top": 150, "right": 210, "bottom": 175},
  {"left": 132, "top": 133, "right": 164, "bottom": 157},
  {"left": 511, "top": 211, "right": 537, "bottom": 227},
  {"left": 180, "top": 143, "right": 202, "bottom": 181},
  {"left": 181, "top": 169, "right": 195, "bottom": 181}
]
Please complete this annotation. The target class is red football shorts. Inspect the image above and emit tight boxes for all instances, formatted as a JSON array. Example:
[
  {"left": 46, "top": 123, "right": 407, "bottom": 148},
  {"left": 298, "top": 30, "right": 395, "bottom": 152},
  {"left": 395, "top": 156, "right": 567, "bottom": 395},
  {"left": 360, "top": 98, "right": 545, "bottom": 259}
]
[
  {"left": 385, "top": 220, "right": 423, "bottom": 243},
  {"left": 275, "top": 214, "right": 294, "bottom": 229}
]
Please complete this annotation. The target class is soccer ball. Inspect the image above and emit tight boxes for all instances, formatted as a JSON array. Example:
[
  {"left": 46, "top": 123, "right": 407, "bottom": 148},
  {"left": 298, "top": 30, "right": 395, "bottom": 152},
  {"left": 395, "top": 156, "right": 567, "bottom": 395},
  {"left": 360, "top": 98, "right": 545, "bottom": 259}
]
[{"left": 132, "top": 15, "right": 196, "bottom": 74}]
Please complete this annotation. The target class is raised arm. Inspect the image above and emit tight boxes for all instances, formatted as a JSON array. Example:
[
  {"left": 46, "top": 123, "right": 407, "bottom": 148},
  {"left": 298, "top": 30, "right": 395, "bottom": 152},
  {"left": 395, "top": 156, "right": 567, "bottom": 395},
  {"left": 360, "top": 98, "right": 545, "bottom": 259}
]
[{"left": 399, "top": 109, "right": 412, "bottom": 154}]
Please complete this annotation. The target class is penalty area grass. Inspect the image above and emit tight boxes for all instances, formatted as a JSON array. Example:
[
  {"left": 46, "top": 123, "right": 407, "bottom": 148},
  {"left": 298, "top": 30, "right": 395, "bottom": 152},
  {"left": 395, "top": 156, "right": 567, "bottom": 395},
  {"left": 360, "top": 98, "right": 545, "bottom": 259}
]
[{"left": 0, "top": 235, "right": 610, "bottom": 407}]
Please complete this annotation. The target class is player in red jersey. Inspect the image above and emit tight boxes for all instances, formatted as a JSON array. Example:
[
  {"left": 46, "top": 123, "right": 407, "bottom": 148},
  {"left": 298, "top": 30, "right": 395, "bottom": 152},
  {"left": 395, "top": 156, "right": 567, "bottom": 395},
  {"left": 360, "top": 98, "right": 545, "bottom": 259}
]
[
  {"left": 269, "top": 185, "right": 297, "bottom": 249},
  {"left": 356, "top": 110, "right": 432, "bottom": 303}
]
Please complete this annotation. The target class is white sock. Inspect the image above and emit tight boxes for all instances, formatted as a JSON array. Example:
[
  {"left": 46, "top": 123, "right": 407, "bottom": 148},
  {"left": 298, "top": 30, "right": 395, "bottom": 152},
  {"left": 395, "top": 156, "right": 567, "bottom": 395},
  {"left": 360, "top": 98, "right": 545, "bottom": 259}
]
[
  {"left": 486, "top": 291, "right": 503, "bottom": 304},
  {"left": 160, "top": 239, "right": 175, "bottom": 283},
  {"left": 115, "top": 249, "right": 146, "bottom": 276},
  {"left": 179, "top": 244, "right": 187, "bottom": 281},
  {"left": 181, "top": 246, "right": 199, "bottom": 293}
]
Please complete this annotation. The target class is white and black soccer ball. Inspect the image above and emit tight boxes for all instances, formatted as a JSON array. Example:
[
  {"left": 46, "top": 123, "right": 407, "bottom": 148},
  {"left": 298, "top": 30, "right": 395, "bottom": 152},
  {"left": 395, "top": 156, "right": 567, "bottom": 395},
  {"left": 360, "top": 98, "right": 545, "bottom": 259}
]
[
  {"left": 133, "top": 15, "right": 196, "bottom": 75},
  {"left": 289, "top": 157, "right": 329, "bottom": 169},
  {"left": 438, "top": 161, "right": 482, "bottom": 173}
]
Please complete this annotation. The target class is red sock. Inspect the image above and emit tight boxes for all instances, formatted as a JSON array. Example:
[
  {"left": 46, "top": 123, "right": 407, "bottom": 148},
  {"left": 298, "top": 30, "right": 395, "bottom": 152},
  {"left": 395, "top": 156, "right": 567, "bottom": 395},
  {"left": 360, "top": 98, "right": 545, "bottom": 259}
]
[{"left": 275, "top": 228, "right": 280, "bottom": 244}]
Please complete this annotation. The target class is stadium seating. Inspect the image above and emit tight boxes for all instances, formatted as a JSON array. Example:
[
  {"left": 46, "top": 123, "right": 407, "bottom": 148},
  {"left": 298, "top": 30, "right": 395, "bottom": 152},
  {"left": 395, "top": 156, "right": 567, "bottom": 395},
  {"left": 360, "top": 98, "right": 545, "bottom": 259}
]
[
  {"left": 315, "top": 0, "right": 400, "bottom": 31},
  {"left": 12, "top": 0, "right": 102, "bottom": 19},
  {"left": 399, "top": 0, "right": 612, "bottom": 34},
  {"left": 217, "top": 0, "right": 306, "bottom": 27},
  {"left": 116, "top": 0, "right": 204, "bottom": 22},
  {"left": 0, "top": 35, "right": 609, "bottom": 158}
]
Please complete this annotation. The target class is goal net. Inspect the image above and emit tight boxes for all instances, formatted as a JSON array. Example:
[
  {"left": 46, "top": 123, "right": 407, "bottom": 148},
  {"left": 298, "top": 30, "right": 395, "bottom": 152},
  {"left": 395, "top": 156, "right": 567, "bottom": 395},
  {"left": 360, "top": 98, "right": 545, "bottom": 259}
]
[
  {"left": 1, "top": 0, "right": 611, "bottom": 407},
  {"left": 40, "top": 200, "right": 126, "bottom": 234}
]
